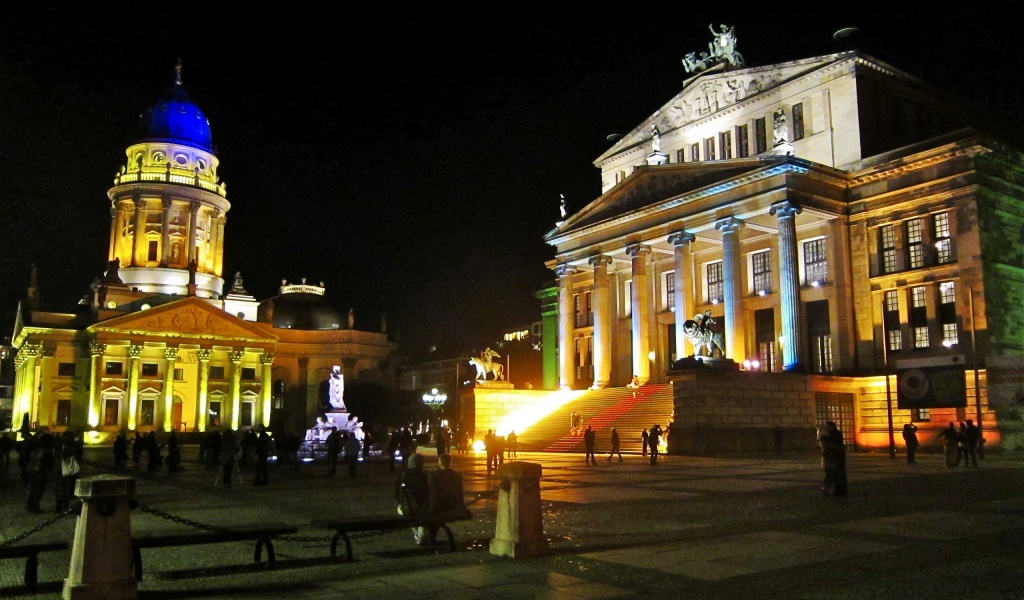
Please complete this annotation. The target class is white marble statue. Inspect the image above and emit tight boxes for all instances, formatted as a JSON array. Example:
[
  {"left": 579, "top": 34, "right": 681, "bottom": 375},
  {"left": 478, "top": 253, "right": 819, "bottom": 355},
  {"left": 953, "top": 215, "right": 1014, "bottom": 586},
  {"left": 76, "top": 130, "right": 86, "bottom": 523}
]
[
  {"left": 559, "top": 194, "right": 567, "bottom": 219},
  {"left": 328, "top": 365, "right": 346, "bottom": 410},
  {"left": 651, "top": 125, "right": 662, "bottom": 153},
  {"left": 773, "top": 108, "right": 789, "bottom": 146}
]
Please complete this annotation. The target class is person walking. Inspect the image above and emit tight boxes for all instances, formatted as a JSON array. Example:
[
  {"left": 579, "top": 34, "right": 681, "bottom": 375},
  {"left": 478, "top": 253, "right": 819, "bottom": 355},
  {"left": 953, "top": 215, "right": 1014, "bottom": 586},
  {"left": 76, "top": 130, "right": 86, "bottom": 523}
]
[
  {"left": 145, "top": 431, "right": 163, "bottom": 472},
  {"left": 344, "top": 433, "right": 361, "bottom": 477},
  {"left": 131, "top": 430, "right": 145, "bottom": 467},
  {"left": 937, "top": 422, "right": 959, "bottom": 468},
  {"left": 640, "top": 429, "right": 649, "bottom": 457},
  {"left": 607, "top": 427, "right": 622, "bottom": 462},
  {"left": 965, "top": 420, "right": 980, "bottom": 467},
  {"left": 955, "top": 422, "right": 970, "bottom": 467},
  {"left": 0, "top": 432, "right": 14, "bottom": 470},
  {"left": 166, "top": 430, "right": 182, "bottom": 472},
  {"left": 219, "top": 429, "right": 237, "bottom": 487},
  {"left": 901, "top": 423, "right": 919, "bottom": 464},
  {"left": 26, "top": 433, "right": 55, "bottom": 513},
  {"left": 583, "top": 425, "right": 597, "bottom": 465},
  {"left": 819, "top": 421, "right": 847, "bottom": 497},
  {"left": 394, "top": 453, "right": 430, "bottom": 545},
  {"left": 55, "top": 436, "right": 81, "bottom": 513},
  {"left": 112, "top": 431, "right": 128, "bottom": 468},
  {"left": 506, "top": 430, "right": 518, "bottom": 459}
]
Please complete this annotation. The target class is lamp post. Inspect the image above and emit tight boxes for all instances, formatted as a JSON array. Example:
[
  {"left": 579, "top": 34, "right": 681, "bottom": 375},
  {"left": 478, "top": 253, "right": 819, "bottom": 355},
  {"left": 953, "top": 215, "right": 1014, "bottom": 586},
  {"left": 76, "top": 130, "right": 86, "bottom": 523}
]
[{"left": 422, "top": 387, "right": 448, "bottom": 432}]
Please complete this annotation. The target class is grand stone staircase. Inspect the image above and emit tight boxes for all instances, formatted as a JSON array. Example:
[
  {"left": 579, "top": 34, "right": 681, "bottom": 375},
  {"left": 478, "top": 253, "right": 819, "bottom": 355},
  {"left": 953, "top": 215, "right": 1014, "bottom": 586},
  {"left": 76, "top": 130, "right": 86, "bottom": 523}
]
[{"left": 511, "top": 384, "right": 674, "bottom": 454}]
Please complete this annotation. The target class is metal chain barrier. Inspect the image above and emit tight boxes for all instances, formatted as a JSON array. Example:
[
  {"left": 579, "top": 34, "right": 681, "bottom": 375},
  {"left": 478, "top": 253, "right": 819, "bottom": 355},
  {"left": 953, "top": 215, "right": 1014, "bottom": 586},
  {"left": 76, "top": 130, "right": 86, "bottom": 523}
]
[
  {"left": 135, "top": 503, "right": 242, "bottom": 535},
  {"left": 0, "top": 507, "right": 76, "bottom": 548}
]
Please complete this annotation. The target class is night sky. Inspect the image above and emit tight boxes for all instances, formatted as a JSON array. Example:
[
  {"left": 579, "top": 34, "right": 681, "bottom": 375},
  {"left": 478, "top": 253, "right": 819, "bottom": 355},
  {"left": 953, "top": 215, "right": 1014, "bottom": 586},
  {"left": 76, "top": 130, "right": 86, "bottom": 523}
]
[{"left": 2, "top": 6, "right": 1021, "bottom": 356}]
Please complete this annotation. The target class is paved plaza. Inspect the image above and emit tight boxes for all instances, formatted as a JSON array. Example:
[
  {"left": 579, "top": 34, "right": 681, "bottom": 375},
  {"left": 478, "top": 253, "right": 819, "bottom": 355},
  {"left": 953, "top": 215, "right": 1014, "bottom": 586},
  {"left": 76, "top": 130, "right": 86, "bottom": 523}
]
[{"left": 1, "top": 444, "right": 1022, "bottom": 599}]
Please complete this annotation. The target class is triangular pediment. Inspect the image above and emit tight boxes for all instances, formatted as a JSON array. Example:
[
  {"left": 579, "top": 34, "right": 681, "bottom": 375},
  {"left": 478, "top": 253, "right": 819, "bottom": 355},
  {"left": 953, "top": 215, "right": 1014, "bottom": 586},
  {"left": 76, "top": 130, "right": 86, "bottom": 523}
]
[
  {"left": 550, "top": 161, "right": 766, "bottom": 238},
  {"left": 88, "top": 297, "right": 278, "bottom": 343},
  {"left": 598, "top": 53, "right": 858, "bottom": 163}
]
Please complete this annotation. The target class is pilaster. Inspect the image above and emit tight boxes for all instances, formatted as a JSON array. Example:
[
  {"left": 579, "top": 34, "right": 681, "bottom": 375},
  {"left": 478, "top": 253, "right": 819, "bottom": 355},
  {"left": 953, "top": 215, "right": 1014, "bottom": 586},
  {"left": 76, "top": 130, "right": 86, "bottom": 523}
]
[
  {"left": 668, "top": 231, "right": 696, "bottom": 358},
  {"left": 260, "top": 353, "right": 275, "bottom": 427},
  {"left": 555, "top": 264, "right": 577, "bottom": 390},
  {"left": 626, "top": 243, "right": 652, "bottom": 382},
  {"left": 770, "top": 201, "right": 804, "bottom": 370},
  {"left": 162, "top": 347, "right": 178, "bottom": 431},
  {"left": 588, "top": 255, "right": 613, "bottom": 388},
  {"left": 716, "top": 217, "right": 746, "bottom": 363},
  {"left": 196, "top": 349, "right": 211, "bottom": 432},
  {"left": 126, "top": 345, "right": 143, "bottom": 430},
  {"left": 229, "top": 350, "right": 245, "bottom": 429}
]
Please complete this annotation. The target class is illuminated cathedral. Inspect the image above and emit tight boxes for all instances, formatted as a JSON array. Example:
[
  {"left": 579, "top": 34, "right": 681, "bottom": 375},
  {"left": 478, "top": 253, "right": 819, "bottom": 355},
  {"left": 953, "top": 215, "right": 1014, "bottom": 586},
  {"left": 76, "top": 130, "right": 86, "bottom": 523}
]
[{"left": 10, "top": 64, "right": 398, "bottom": 442}]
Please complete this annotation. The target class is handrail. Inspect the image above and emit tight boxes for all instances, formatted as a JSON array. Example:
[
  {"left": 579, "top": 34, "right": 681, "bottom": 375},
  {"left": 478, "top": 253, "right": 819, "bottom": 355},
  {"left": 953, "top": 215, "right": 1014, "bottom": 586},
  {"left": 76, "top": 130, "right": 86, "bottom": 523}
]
[{"left": 113, "top": 171, "right": 226, "bottom": 197}]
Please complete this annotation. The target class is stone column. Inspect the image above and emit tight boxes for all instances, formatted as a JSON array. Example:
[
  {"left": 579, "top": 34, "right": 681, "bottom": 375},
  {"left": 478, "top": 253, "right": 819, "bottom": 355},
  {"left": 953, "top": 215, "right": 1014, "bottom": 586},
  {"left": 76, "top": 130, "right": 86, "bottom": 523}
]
[
  {"left": 107, "top": 203, "right": 119, "bottom": 262},
  {"left": 555, "top": 264, "right": 577, "bottom": 390},
  {"left": 162, "top": 348, "right": 178, "bottom": 431},
  {"left": 626, "top": 244, "right": 652, "bottom": 383},
  {"left": 260, "top": 353, "right": 275, "bottom": 428},
  {"left": 126, "top": 345, "right": 142, "bottom": 430},
  {"left": 130, "top": 198, "right": 146, "bottom": 267},
  {"left": 229, "top": 351, "right": 245, "bottom": 429},
  {"left": 214, "top": 212, "right": 226, "bottom": 277},
  {"left": 668, "top": 231, "right": 695, "bottom": 359},
  {"left": 588, "top": 255, "right": 613, "bottom": 389},
  {"left": 770, "top": 201, "right": 804, "bottom": 370},
  {"left": 38, "top": 346, "right": 55, "bottom": 425},
  {"left": 88, "top": 343, "right": 105, "bottom": 428},
  {"left": 196, "top": 349, "right": 211, "bottom": 432},
  {"left": 159, "top": 198, "right": 173, "bottom": 267},
  {"left": 187, "top": 200, "right": 201, "bottom": 265},
  {"left": 19, "top": 345, "right": 41, "bottom": 429},
  {"left": 715, "top": 217, "right": 746, "bottom": 363},
  {"left": 63, "top": 475, "right": 136, "bottom": 599}
]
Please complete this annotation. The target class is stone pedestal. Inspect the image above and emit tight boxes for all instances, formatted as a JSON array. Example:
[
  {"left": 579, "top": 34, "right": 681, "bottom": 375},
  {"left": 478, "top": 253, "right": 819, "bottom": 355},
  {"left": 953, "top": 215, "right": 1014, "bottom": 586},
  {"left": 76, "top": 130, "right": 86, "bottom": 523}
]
[
  {"left": 647, "top": 151, "right": 669, "bottom": 165},
  {"left": 64, "top": 475, "right": 136, "bottom": 600},
  {"left": 475, "top": 380, "right": 514, "bottom": 390},
  {"left": 773, "top": 141, "right": 794, "bottom": 156},
  {"left": 490, "top": 461, "right": 549, "bottom": 558}
]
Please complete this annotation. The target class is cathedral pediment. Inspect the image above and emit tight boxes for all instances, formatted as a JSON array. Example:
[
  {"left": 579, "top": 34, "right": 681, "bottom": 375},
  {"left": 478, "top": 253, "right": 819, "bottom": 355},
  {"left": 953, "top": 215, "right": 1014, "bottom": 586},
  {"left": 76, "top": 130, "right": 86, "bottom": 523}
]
[
  {"left": 551, "top": 161, "right": 763, "bottom": 238},
  {"left": 88, "top": 296, "right": 277, "bottom": 343},
  {"left": 598, "top": 53, "right": 856, "bottom": 163}
]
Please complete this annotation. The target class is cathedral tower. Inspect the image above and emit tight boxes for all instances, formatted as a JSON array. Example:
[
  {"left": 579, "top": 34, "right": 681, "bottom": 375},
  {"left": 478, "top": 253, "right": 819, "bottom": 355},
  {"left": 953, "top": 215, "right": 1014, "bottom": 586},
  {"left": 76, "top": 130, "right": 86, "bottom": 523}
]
[{"left": 106, "top": 61, "right": 229, "bottom": 299}]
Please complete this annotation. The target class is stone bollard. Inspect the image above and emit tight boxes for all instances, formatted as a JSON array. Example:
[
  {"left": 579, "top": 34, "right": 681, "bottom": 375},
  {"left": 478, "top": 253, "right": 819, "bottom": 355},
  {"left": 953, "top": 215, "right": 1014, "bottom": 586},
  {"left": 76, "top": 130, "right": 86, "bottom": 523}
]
[
  {"left": 63, "top": 475, "right": 136, "bottom": 600},
  {"left": 489, "top": 461, "right": 549, "bottom": 558}
]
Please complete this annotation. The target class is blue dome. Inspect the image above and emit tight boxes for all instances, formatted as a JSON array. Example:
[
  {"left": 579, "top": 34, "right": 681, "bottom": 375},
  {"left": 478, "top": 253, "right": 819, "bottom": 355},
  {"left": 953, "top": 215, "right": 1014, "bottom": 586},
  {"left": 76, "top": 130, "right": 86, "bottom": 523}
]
[{"left": 138, "top": 82, "right": 213, "bottom": 151}]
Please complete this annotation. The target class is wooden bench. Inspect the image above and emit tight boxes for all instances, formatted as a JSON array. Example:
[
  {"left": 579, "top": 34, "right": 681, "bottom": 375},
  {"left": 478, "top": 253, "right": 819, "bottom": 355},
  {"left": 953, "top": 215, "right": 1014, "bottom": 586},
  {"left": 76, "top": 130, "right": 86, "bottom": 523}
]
[
  {"left": 0, "top": 540, "right": 69, "bottom": 590},
  {"left": 311, "top": 509, "right": 472, "bottom": 561},
  {"left": 131, "top": 523, "right": 297, "bottom": 581}
]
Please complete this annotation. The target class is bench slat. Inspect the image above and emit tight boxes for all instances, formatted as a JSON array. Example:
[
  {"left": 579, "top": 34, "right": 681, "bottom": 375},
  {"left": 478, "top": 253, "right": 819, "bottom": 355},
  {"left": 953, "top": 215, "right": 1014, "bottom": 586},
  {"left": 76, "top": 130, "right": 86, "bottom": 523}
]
[
  {"left": 131, "top": 524, "right": 296, "bottom": 581},
  {"left": 311, "top": 511, "right": 472, "bottom": 561}
]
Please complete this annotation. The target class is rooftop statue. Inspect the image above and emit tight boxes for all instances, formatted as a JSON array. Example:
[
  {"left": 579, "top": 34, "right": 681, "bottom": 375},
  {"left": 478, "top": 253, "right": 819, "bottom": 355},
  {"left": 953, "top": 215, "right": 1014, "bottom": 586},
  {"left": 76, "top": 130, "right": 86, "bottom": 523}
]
[
  {"left": 682, "top": 24, "right": 745, "bottom": 74},
  {"left": 773, "top": 108, "right": 789, "bottom": 146},
  {"left": 651, "top": 125, "right": 662, "bottom": 153},
  {"left": 559, "top": 194, "right": 567, "bottom": 219},
  {"left": 470, "top": 348, "right": 504, "bottom": 381}
]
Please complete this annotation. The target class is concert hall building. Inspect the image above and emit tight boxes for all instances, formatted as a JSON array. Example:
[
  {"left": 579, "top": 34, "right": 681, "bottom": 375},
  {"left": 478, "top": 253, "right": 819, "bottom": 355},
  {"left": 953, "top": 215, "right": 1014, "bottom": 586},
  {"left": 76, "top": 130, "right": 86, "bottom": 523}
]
[{"left": 544, "top": 47, "right": 1024, "bottom": 451}]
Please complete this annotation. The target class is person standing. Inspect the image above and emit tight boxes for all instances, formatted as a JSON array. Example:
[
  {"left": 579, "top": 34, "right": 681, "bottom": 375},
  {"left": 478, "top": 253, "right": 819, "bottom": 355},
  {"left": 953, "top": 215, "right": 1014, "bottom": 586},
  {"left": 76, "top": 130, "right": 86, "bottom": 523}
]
[
  {"left": 26, "top": 433, "right": 55, "bottom": 513},
  {"left": 131, "top": 430, "right": 145, "bottom": 467},
  {"left": 145, "top": 431, "right": 162, "bottom": 472},
  {"left": 484, "top": 429, "right": 496, "bottom": 472},
  {"left": 583, "top": 425, "right": 597, "bottom": 465},
  {"left": 344, "top": 433, "right": 361, "bottom": 477},
  {"left": 387, "top": 428, "right": 400, "bottom": 471},
  {"left": 506, "top": 430, "right": 518, "bottom": 459},
  {"left": 55, "top": 436, "right": 81, "bottom": 513},
  {"left": 427, "top": 453, "right": 466, "bottom": 544},
  {"left": 937, "top": 422, "right": 959, "bottom": 468},
  {"left": 902, "top": 423, "right": 919, "bottom": 464},
  {"left": 965, "top": 420, "right": 980, "bottom": 467},
  {"left": 325, "top": 427, "right": 341, "bottom": 476},
  {"left": 648, "top": 424, "right": 662, "bottom": 465},
  {"left": 0, "top": 432, "right": 13, "bottom": 470},
  {"left": 640, "top": 429, "right": 649, "bottom": 457},
  {"left": 398, "top": 427, "right": 414, "bottom": 470},
  {"left": 113, "top": 431, "right": 128, "bottom": 469},
  {"left": 394, "top": 453, "right": 430, "bottom": 545},
  {"left": 607, "top": 427, "right": 622, "bottom": 462},
  {"left": 820, "top": 421, "right": 847, "bottom": 497},
  {"left": 254, "top": 425, "right": 272, "bottom": 485},
  {"left": 220, "top": 429, "right": 237, "bottom": 487},
  {"left": 166, "top": 430, "right": 181, "bottom": 472}
]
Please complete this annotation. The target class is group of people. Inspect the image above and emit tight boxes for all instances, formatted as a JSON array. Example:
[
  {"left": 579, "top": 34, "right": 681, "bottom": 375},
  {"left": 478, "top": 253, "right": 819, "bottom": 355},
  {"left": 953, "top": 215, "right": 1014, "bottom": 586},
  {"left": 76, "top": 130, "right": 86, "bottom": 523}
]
[
  {"left": 393, "top": 452, "right": 467, "bottom": 545},
  {"left": 324, "top": 427, "right": 362, "bottom": 477},
  {"left": 7, "top": 430, "right": 83, "bottom": 514},
  {"left": 580, "top": 424, "right": 661, "bottom": 465},
  {"left": 113, "top": 429, "right": 183, "bottom": 473},
  {"left": 937, "top": 420, "right": 981, "bottom": 468},
  {"left": 639, "top": 425, "right": 665, "bottom": 463}
]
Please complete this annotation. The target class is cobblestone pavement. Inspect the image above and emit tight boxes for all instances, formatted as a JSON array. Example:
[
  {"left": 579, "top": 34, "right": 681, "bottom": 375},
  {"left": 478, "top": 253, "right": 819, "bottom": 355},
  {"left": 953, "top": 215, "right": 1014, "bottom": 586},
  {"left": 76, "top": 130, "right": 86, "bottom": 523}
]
[{"left": 1, "top": 445, "right": 1022, "bottom": 599}]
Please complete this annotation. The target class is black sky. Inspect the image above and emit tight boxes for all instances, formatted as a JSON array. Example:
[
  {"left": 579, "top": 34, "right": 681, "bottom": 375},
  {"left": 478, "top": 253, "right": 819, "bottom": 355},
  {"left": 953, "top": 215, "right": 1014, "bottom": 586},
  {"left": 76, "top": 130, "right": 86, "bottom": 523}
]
[{"left": 2, "top": 6, "right": 1021, "bottom": 356}]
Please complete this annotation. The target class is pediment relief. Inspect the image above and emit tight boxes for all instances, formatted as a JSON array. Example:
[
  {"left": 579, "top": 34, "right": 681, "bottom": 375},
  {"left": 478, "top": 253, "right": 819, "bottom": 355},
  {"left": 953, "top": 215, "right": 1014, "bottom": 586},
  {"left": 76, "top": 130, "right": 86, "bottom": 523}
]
[
  {"left": 562, "top": 164, "right": 759, "bottom": 233},
  {"left": 90, "top": 297, "right": 276, "bottom": 342}
]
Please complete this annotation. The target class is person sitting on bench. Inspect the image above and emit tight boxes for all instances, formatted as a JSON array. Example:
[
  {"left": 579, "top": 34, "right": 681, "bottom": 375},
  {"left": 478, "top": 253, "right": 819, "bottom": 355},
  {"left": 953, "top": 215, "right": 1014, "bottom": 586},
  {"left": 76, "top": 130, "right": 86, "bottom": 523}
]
[
  {"left": 394, "top": 453, "right": 430, "bottom": 545},
  {"left": 427, "top": 453, "right": 466, "bottom": 543}
]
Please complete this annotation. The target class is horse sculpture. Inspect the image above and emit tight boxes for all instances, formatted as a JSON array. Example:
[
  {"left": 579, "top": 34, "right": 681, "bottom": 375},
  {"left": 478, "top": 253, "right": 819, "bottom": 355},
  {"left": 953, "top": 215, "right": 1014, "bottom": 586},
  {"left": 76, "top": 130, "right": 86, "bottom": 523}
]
[
  {"left": 469, "top": 356, "right": 504, "bottom": 381},
  {"left": 681, "top": 310, "right": 726, "bottom": 358}
]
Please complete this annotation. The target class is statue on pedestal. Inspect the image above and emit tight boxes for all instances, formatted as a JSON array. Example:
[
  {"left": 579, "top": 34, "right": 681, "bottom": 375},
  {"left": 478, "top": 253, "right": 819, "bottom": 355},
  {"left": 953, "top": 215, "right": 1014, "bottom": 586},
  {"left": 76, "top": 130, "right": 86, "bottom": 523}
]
[{"left": 327, "top": 365, "right": 346, "bottom": 410}]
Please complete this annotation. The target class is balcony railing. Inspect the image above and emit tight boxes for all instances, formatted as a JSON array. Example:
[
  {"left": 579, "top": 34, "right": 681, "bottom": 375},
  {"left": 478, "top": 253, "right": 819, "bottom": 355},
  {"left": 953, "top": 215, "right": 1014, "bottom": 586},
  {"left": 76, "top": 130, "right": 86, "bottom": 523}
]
[{"left": 114, "top": 167, "right": 227, "bottom": 197}]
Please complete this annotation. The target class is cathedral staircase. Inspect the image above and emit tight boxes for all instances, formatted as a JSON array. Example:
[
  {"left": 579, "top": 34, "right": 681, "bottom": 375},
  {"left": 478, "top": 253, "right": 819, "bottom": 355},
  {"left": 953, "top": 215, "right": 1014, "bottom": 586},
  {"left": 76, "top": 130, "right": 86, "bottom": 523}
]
[{"left": 513, "top": 384, "right": 674, "bottom": 454}]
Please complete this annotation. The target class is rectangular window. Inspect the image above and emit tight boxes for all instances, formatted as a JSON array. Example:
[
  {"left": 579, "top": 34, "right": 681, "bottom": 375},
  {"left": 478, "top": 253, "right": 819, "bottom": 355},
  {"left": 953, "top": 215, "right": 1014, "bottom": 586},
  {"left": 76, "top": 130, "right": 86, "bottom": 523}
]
[
  {"left": 58, "top": 362, "right": 76, "bottom": 377},
  {"left": 752, "top": 250, "right": 771, "bottom": 295},
  {"left": 706, "top": 262, "right": 724, "bottom": 304},
  {"left": 736, "top": 124, "right": 749, "bottom": 158},
  {"left": 942, "top": 322, "right": 959, "bottom": 346},
  {"left": 174, "top": 368, "right": 184, "bottom": 381},
  {"left": 104, "top": 398, "right": 120, "bottom": 426},
  {"left": 241, "top": 367, "right": 257, "bottom": 380},
  {"left": 585, "top": 291, "right": 593, "bottom": 326},
  {"left": 664, "top": 271, "right": 676, "bottom": 311},
  {"left": 912, "top": 408, "right": 931, "bottom": 422},
  {"left": 141, "top": 363, "right": 158, "bottom": 377},
  {"left": 574, "top": 293, "right": 581, "bottom": 327},
  {"left": 934, "top": 213, "right": 952, "bottom": 264},
  {"left": 208, "top": 401, "right": 221, "bottom": 428},
  {"left": 884, "top": 289, "right": 902, "bottom": 352},
  {"left": 690, "top": 143, "right": 700, "bottom": 161},
  {"left": 880, "top": 224, "right": 897, "bottom": 273},
  {"left": 803, "top": 239, "right": 827, "bottom": 285},
  {"left": 754, "top": 308, "right": 776, "bottom": 372},
  {"left": 911, "top": 285, "right": 927, "bottom": 308},
  {"left": 910, "top": 285, "right": 928, "bottom": 349},
  {"left": 676, "top": 149, "right": 684, "bottom": 163},
  {"left": 624, "top": 280, "right": 632, "bottom": 317},
  {"left": 719, "top": 131, "right": 732, "bottom": 159},
  {"left": 939, "top": 281, "right": 958, "bottom": 346},
  {"left": 57, "top": 400, "right": 72, "bottom": 426},
  {"left": 106, "top": 361, "right": 123, "bottom": 376},
  {"left": 703, "top": 137, "right": 716, "bottom": 161},
  {"left": 209, "top": 366, "right": 225, "bottom": 379},
  {"left": 792, "top": 102, "right": 805, "bottom": 140},
  {"left": 148, "top": 240, "right": 159, "bottom": 262},
  {"left": 913, "top": 326, "right": 930, "bottom": 348},
  {"left": 755, "top": 117, "right": 767, "bottom": 154},
  {"left": 140, "top": 399, "right": 155, "bottom": 426},
  {"left": 906, "top": 219, "right": 924, "bottom": 269},
  {"left": 807, "top": 300, "right": 833, "bottom": 373},
  {"left": 241, "top": 402, "right": 254, "bottom": 428}
]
